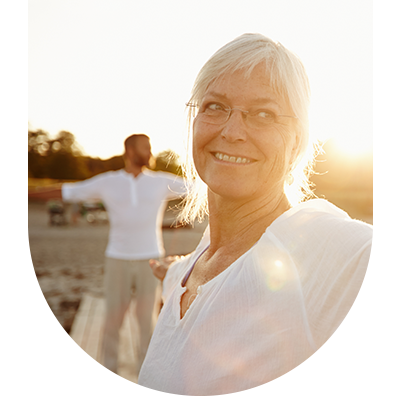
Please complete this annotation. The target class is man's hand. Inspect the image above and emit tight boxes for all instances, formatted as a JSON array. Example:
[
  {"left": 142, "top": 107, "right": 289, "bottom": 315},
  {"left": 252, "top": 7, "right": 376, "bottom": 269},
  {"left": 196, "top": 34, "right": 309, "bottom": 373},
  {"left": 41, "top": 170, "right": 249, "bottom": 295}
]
[{"left": 149, "top": 255, "right": 184, "bottom": 281}]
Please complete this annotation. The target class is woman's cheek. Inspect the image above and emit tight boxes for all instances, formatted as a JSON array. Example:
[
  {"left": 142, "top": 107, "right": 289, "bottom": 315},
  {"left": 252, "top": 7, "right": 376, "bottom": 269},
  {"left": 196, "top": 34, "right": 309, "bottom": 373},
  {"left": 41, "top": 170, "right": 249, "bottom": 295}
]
[
  {"left": 193, "top": 120, "right": 213, "bottom": 160},
  {"left": 192, "top": 124, "right": 206, "bottom": 174}
]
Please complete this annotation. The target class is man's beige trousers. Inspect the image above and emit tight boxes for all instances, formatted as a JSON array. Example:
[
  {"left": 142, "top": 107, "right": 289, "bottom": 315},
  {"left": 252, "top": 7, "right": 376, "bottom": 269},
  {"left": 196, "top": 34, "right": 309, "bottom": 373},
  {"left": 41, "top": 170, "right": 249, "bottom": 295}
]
[{"left": 100, "top": 257, "right": 159, "bottom": 374}]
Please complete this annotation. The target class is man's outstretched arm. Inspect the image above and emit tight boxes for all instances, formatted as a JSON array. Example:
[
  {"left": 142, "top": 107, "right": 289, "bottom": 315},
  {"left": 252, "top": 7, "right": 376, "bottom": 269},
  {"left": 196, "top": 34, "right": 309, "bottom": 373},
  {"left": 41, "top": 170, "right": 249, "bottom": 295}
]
[{"left": 28, "top": 185, "right": 63, "bottom": 201}]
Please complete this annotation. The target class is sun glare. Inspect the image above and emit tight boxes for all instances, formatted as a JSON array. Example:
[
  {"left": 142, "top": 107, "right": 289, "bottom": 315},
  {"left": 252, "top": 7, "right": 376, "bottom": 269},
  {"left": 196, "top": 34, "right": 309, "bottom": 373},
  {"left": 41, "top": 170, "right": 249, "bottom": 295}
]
[{"left": 329, "top": 136, "right": 372, "bottom": 158}]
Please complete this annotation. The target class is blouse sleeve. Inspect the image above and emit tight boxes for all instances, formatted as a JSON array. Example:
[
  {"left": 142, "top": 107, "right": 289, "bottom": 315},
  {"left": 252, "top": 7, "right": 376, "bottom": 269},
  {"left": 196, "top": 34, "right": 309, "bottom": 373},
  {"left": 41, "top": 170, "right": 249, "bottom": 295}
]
[
  {"left": 327, "top": 240, "right": 373, "bottom": 363},
  {"left": 308, "top": 234, "right": 373, "bottom": 363}
]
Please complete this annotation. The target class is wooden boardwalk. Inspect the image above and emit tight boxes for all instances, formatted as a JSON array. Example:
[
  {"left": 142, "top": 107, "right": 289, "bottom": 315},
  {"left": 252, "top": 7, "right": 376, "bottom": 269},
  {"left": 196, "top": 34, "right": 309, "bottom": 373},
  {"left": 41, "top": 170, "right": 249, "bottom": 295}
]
[{"left": 46, "top": 294, "right": 138, "bottom": 396}]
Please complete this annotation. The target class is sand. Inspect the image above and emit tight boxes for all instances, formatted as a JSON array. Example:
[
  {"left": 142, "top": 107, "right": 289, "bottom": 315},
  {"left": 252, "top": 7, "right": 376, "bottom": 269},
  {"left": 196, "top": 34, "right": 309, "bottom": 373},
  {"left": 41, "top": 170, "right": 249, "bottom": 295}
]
[
  {"left": 28, "top": 197, "right": 372, "bottom": 334},
  {"left": 28, "top": 200, "right": 207, "bottom": 333}
]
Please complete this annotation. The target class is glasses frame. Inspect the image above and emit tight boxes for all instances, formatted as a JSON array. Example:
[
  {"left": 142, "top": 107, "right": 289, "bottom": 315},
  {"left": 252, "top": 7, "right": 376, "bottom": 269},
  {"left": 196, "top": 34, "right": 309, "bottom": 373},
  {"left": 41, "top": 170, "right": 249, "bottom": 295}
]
[{"left": 186, "top": 103, "right": 298, "bottom": 128}]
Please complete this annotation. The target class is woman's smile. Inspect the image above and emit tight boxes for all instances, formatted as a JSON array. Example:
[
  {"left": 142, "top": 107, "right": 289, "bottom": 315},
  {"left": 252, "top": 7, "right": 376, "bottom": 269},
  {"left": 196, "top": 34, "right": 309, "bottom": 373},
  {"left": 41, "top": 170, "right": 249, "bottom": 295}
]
[{"left": 212, "top": 152, "right": 255, "bottom": 165}]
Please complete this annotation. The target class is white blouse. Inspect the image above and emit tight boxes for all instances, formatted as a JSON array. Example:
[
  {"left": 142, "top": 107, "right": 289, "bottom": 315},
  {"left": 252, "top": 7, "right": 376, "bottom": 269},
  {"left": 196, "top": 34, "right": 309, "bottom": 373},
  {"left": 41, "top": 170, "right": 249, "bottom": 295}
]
[{"left": 138, "top": 199, "right": 372, "bottom": 395}]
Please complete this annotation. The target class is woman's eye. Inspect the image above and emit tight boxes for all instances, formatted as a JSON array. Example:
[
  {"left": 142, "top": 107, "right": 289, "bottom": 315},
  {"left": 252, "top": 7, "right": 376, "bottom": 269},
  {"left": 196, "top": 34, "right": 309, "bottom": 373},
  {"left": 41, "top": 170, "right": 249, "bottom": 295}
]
[
  {"left": 205, "top": 102, "right": 225, "bottom": 111},
  {"left": 254, "top": 110, "right": 274, "bottom": 119}
]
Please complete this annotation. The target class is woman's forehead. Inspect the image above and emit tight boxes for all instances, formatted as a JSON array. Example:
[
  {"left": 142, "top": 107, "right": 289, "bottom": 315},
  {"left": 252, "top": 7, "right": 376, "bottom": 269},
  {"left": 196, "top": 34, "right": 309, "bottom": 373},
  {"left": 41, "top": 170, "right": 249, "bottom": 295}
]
[{"left": 204, "top": 67, "right": 287, "bottom": 110}]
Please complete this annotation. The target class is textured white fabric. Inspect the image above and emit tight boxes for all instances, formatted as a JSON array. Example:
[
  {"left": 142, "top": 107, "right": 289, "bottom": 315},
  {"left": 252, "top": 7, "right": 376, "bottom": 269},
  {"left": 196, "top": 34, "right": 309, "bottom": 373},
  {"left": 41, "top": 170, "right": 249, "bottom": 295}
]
[
  {"left": 62, "top": 169, "right": 185, "bottom": 260},
  {"left": 138, "top": 199, "right": 372, "bottom": 395}
]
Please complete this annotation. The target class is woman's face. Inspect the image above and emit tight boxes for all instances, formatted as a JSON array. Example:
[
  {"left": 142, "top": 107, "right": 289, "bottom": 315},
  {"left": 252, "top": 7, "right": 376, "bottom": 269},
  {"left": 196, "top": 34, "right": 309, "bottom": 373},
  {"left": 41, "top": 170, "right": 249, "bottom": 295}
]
[{"left": 193, "top": 64, "right": 298, "bottom": 202}]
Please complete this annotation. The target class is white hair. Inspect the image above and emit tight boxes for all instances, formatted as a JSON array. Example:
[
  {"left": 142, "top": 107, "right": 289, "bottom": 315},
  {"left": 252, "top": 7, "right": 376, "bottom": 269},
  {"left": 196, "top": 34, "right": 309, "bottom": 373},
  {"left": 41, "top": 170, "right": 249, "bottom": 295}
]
[{"left": 179, "top": 33, "right": 318, "bottom": 225}]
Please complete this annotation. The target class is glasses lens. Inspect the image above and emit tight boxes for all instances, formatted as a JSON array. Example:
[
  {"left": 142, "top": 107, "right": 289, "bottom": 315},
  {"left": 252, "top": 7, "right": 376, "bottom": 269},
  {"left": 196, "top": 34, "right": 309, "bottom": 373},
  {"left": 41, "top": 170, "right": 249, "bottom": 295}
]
[
  {"left": 200, "top": 107, "right": 228, "bottom": 125},
  {"left": 247, "top": 114, "right": 275, "bottom": 129}
]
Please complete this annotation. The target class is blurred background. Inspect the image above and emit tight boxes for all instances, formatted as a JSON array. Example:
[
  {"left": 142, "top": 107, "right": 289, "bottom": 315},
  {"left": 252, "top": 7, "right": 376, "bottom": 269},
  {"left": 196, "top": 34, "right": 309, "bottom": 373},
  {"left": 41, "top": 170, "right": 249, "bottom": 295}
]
[
  {"left": 28, "top": 0, "right": 372, "bottom": 334},
  {"left": 28, "top": 128, "right": 372, "bottom": 221},
  {"left": 29, "top": 0, "right": 372, "bottom": 160},
  {"left": 29, "top": 0, "right": 372, "bottom": 216}
]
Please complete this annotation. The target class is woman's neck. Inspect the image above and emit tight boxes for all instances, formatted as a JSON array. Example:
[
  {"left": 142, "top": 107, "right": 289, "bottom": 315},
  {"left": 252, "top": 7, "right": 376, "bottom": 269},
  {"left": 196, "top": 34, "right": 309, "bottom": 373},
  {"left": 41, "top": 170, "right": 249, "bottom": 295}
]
[{"left": 207, "top": 190, "right": 291, "bottom": 253}]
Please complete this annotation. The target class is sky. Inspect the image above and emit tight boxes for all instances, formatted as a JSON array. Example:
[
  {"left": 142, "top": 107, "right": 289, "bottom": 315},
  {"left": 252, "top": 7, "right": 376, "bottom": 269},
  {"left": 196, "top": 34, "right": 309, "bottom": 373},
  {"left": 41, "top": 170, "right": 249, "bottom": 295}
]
[{"left": 29, "top": 0, "right": 372, "bottom": 160}]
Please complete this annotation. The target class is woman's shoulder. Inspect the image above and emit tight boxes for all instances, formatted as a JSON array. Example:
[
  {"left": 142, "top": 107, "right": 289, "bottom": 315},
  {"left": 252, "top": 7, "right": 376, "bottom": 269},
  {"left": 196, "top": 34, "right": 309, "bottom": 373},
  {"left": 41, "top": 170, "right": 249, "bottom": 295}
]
[
  {"left": 257, "top": 199, "right": 372, "bottom": 265},
  {"left": 271, "top": 199, "right": 371, "bottom": 238}
]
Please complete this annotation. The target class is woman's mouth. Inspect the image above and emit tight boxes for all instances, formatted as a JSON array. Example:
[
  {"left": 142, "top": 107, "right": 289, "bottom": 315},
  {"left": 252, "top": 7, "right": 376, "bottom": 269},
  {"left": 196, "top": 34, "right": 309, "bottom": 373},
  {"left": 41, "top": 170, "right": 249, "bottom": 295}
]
[{"left": 213, "top": 152, "right": 254, "bottom": 164}]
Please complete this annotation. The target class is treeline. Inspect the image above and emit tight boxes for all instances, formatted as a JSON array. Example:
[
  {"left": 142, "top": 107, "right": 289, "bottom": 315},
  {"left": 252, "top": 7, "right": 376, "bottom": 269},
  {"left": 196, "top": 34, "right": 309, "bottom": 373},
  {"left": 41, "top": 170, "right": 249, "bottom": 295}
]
[
  {"left": 28, "top": 129, "right": 372, "bottom": 218},
  {"left": 28, "top": 129, "right": 183, "bottom": 180},
  {"left": 311, "top": 140, "right": 373, "bottom": 218}
]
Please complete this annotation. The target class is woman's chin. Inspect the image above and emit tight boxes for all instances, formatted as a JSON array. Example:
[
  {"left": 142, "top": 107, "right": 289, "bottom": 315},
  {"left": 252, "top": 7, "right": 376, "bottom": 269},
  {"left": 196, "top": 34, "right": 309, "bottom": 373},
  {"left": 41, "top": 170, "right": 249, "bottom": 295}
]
[
  {"left": 207, "top": 182, "right": 258, "bottom": 202},
  {"left": 206, "top": 176, "right": 285, "bottom": 205}
]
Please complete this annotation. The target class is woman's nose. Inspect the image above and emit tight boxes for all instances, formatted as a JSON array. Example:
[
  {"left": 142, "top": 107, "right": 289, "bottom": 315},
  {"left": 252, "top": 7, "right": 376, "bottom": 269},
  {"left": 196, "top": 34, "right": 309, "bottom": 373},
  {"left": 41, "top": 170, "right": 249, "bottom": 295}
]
[{"left": 221, "top": 109, "right": 248, "bottom": 142}]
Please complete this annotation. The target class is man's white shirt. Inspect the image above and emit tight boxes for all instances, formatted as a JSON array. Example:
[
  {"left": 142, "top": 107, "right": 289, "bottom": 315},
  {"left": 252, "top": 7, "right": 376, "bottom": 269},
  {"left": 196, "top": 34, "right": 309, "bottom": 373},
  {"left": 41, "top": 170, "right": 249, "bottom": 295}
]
[{"left": 62, "top": 169, "right": 186, "bottom": 260}]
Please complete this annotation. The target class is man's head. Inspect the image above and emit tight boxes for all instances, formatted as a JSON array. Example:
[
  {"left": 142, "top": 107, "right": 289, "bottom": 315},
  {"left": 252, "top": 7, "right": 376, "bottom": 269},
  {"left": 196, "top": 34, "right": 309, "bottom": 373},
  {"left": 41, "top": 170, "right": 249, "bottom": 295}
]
[{"left": 124, "top": 134, "right": 153, "bottom": 169}]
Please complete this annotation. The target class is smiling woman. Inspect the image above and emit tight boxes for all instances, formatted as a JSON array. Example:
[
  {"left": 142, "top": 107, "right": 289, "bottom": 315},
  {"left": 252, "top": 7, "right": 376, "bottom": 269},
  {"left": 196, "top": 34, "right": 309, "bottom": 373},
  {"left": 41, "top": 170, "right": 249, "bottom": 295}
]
[
  {"left": 182, "top": 37, "right": 315, "bottom": 223},
  {"left": 138, "top": 33, "right": 372, "bottom": 396},
  {"left": 191, "top": 64, "right": 298, "bottom": 204}
]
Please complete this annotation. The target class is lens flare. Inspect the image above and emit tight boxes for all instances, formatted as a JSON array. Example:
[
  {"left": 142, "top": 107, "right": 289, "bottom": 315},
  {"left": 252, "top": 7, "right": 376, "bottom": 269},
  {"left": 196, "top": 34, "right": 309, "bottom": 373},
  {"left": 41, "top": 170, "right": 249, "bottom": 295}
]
[
  {"left": 254, "top": 245, "right": 295, "bottom": 293},
  {"left": 267, "top": 260, "right": 288, "bottom": 292}
]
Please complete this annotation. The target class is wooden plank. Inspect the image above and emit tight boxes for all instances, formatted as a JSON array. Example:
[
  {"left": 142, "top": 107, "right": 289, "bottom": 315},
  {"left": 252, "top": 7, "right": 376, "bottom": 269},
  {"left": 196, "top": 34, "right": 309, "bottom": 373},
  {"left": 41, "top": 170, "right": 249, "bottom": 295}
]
[
  {"left": 68, "top": 298, "right": 96, "bottom": 396},
  {"left": 92, "top": 299, "right": 105, "bottom": 395},
  {"left": 70, "top": 293, "right": 139, "bottom": 383},
  {"left": 46, "top": 295, "right": 93, "bottom": 396},
  {"left": 70, "top": 298, "right": 104, "bottom": 396},
  {"left": 118, "top": 300, "right": 139, "bottom": 383}
]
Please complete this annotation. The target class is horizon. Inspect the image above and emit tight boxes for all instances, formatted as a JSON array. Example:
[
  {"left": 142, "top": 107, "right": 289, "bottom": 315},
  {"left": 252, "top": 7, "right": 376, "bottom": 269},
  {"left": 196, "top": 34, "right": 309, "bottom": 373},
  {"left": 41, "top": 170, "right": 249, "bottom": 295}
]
[{"left": 29, "top": 0, "right": 372, "bottom": 161}]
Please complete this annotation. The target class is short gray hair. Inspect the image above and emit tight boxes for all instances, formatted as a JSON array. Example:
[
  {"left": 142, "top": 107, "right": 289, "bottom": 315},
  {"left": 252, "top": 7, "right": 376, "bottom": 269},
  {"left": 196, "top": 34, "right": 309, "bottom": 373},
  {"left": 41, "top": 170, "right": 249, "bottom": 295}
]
[{"left": 180, "top": 33, "right": 318, "bottom": 225}]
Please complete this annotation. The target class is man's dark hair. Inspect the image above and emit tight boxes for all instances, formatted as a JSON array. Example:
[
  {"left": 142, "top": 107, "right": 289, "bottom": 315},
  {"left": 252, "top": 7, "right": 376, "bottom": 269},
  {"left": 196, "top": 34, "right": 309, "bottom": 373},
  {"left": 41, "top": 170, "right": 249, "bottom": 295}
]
[{"left": 124, "top": 134, "right": 150, "bottom": 152}]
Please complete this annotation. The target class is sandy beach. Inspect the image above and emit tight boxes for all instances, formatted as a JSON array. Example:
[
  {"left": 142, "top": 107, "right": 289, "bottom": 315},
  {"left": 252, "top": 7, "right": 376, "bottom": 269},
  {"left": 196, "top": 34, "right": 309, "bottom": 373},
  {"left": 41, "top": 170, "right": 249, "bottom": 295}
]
[{"left": 28, "top": 200, "right": 208, "bottom": 333}]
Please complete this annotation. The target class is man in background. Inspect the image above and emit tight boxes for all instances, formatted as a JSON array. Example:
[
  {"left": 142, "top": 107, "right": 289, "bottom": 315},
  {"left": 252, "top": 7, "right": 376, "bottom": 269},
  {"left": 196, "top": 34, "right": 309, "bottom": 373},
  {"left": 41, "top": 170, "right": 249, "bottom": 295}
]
[{"left": 29, "top": 134, "right": 187, "bottom": 376}]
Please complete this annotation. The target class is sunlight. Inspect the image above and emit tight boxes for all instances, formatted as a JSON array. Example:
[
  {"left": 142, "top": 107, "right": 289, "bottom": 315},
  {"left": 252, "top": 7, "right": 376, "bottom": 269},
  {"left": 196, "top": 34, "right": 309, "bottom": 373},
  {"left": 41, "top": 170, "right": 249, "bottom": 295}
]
[{"left": 329, "top": 136, "right": 372, "bottom": 158}]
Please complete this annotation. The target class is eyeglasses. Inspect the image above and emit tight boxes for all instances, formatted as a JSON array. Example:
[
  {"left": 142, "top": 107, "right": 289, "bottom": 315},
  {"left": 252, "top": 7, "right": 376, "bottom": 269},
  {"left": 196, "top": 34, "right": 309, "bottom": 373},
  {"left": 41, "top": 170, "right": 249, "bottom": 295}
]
[{"left": 186, "top": 102, "right": 298, "bottom": 130}]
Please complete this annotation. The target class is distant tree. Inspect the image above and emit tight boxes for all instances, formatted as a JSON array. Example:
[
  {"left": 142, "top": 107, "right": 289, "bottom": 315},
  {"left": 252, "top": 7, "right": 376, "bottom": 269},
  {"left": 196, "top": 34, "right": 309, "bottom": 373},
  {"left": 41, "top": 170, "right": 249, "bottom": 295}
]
[
  {"left": 45, "top": 152, "right": 88, "bottom": 180},
  {"left": 153, "top": 149, "right": 183, "bottom": 176},
  {"left": 47, "top": 130, "right": 83, "bottom": 156},
  {"left": 45, "top": 131, "right": 90, "bottom": 179},
  {"left": 28, "top": 129, "right": 50, "bottom": 178},
  {"left": 102, "top": 155, "right": 125, "bottom": 172},
  {"left": 28, "top": 129, "right": 90, "bottom": 179},
  {"left": 28, "top": 129, "right": 50, "bottom": 155},
  {"left": 310, "top": 139, "right": 373, "bottom": 217},
  {"left": 311, "top": 139, "right": 373, "bottom": 193},
  {"left": 28, "top": 130, "right": 183, "bottom": 180},
  {"left": 82, "top": 155, "right": 124, "bottom": 178}
]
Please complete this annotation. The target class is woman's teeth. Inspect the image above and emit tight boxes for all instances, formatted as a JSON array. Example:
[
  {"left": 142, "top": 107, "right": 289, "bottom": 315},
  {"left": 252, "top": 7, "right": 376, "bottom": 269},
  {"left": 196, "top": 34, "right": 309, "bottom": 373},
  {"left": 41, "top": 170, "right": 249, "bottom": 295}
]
[{"left": 214, "top": 152, "right": 251, "bottom": 164}]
